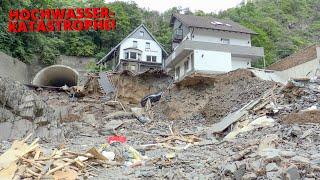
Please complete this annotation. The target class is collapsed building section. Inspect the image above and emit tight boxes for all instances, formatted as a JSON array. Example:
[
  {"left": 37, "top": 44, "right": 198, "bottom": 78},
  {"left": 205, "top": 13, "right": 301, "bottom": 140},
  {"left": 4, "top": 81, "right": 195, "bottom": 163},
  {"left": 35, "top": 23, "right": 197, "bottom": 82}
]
[
  {"left": 109, "top": 70, "right": 172, "bottom": 105},
  {"left": 32, "top": 65, "right": 79, "bottom": 87}
]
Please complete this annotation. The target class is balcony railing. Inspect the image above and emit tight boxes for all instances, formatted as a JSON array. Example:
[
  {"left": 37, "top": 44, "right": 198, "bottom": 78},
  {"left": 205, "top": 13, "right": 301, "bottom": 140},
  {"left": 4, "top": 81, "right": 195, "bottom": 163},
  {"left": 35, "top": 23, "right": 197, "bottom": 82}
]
[{"left": 165, "top": 40, "right": 264, "bottom": 68}]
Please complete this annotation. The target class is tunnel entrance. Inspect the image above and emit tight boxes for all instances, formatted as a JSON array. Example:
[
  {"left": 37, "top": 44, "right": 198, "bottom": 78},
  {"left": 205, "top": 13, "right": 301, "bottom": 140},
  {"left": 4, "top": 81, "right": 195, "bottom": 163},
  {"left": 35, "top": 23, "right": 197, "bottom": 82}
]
[{"left": 32, "top": 65, "right": 79, "bottom": 87}]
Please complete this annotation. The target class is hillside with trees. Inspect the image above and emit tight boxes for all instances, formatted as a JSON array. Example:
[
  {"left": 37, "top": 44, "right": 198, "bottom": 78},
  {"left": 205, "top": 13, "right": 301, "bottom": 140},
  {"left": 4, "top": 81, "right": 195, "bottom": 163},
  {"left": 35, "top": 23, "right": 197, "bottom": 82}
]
[{"left": 0, "top": 0, "right": 319, "bottom": 67}]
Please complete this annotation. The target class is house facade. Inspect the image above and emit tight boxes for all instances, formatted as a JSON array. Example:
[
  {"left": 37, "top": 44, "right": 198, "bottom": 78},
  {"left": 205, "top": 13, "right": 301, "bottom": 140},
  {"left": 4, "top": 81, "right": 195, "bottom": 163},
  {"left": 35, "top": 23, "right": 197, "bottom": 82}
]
[
  {"left": 165, "top": 13, "right": 265, "bottom": 81},
  {"left": 97, "top": 24, "right": 167, "bottom": 73},
  {"left": 268, "top": 45, "right": 320, "bottom": 80}
]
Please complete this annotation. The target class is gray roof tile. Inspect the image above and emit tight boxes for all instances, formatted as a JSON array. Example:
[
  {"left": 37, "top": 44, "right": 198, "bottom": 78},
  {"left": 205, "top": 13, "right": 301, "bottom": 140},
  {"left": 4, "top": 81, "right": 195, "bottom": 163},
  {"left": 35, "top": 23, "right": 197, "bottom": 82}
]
[{"left": 171, "top": 13, "right": 257, "bottom": 35}]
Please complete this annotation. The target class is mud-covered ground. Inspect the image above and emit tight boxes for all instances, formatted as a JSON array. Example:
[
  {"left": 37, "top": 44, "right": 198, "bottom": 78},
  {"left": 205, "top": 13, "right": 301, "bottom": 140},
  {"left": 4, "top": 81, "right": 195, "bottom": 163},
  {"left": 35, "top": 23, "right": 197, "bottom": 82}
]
[{"left": 1, "top": 69, "right": 320, "bottom": 179}]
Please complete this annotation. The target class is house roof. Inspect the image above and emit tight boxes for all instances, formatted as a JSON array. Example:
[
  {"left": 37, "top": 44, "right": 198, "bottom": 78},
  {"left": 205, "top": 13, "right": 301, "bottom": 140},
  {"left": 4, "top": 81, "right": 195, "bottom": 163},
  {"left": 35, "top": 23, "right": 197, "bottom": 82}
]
[
  {"left": 170, "top": 13, "right": 258, "bottom": 35},
  {"left": 97, "top": 24, "right": 168, "bottom": 65},
  {"left": 268, "top": 44, "right": 319, "bottom": 71}
]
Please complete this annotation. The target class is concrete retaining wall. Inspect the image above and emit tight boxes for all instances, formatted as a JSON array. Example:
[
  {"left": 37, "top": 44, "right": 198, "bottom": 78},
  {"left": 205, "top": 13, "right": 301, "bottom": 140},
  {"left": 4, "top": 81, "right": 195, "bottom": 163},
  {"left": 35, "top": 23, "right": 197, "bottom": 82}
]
[
  {"left": 0, "top": 52, "right": 30, "bottom": 83},
  {"left": 58, "top": 55, "right": 94, "bottom": 84}
]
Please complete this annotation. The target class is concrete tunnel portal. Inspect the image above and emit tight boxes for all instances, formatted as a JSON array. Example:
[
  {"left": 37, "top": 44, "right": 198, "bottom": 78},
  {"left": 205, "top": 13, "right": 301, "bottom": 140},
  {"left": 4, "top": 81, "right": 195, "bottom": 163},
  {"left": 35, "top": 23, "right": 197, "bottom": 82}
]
[{"left": 32, "top": 65, "right": 79, "bottom": 87}]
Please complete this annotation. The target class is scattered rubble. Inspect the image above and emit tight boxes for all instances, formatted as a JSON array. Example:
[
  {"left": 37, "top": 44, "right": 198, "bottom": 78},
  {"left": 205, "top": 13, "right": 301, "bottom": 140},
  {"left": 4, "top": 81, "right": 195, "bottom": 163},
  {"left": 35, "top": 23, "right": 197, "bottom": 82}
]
[
  {"left": 153, "top": 70, "right": 275, "bottom": 123},
  {"left": 0, "top": 77, "right": 62, "bottom": 141},
  {"left": 1, "top": 69, "right": 320, "bottom": 179}
]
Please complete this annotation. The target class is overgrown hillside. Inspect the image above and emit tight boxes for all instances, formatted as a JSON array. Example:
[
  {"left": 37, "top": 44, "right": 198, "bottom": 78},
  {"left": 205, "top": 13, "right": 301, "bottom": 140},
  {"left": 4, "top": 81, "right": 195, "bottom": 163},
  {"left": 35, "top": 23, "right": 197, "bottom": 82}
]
[
  {"left": 218, "top": 0, "right": 320, "bottom": 67},
  {"left": 0, "top": 0, "right": 174, "bottom": 65},
  {"left": 0, "top": 0, "right": 319, "bottom": 67}
]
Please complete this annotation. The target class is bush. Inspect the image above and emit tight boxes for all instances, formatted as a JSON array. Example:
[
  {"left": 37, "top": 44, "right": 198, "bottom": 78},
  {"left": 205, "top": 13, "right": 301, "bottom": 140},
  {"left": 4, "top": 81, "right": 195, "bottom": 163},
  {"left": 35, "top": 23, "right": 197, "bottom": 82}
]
[
  {"left": 85, "top": 60, "right": 111, "bottom": 73},
  {"left": 40, "top": 46, "right": 59, "bottom": 65},
  {"left": 95, "top": 52, "right": 106, "bottom": 61}
]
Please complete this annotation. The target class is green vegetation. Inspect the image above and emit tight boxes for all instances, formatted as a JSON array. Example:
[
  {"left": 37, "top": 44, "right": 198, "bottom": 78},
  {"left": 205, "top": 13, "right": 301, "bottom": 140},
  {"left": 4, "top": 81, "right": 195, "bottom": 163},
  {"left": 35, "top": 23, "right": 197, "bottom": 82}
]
[
  {"left": 0, "top": 0, "right": 319, "bottom": 67},
  {"left": 85, "top": 60, "right": 111, "bottom": 72},
  {"left": 218, "top": 0, "right": 320, "bottom": 67}
]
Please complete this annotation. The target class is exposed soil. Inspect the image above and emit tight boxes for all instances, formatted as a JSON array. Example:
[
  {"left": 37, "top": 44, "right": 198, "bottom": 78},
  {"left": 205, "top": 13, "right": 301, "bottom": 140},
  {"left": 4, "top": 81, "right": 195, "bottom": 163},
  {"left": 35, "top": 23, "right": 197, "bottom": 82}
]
[
  {"left": 282, "top": 110, "right": 320, "bottom": 124},
  {"left": 111, "top": 70, "right": 172, "bottom": 105},
  {"left": 153, "top": 69, "right": 275, "bottom": 124},
  {"left": 1, "top": 69, "right": 320, "bottom": 179}
]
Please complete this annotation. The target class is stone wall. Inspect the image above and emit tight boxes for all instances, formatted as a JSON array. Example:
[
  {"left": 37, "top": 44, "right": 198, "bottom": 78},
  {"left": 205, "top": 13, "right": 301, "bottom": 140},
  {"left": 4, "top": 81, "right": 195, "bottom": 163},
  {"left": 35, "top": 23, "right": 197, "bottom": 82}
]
[
  {"left": 0, "top": 52, "right": 94, "bottom": 85},
  {"left": 0, "top": 52, "right": 30, "bottom": 83}
]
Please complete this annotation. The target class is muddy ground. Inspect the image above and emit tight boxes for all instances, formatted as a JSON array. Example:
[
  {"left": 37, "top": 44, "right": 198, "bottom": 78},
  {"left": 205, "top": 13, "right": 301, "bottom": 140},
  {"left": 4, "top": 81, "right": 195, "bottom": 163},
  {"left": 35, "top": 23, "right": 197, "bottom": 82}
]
[
  {"left": 1, "top": 69, "right": 320, "bottom": 179},
  {"left": 153, "top": 70, "right": 275, "bottom": 124}
]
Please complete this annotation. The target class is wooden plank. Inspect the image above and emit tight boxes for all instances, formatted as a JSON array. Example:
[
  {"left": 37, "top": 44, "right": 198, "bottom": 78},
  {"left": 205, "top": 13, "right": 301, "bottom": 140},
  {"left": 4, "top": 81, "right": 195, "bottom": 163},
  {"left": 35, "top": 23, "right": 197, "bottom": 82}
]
[{"left": 208, "top": 99, "right": 261, "bottom": 133}]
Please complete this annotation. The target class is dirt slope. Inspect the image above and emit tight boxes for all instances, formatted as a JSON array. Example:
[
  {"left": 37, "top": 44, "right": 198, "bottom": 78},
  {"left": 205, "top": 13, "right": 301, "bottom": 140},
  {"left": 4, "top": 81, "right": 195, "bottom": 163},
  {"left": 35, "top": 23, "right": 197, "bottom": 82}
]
[{"left": 153, "top": 69, "right": 275, "bottom": 124}]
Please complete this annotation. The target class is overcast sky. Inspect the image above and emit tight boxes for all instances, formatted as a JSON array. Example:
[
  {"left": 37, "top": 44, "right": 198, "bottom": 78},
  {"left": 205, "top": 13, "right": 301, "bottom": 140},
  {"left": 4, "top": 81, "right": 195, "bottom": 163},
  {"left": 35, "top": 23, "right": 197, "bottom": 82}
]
[{"left": 106, "top": 0, "right": 244, "bottom": 13}]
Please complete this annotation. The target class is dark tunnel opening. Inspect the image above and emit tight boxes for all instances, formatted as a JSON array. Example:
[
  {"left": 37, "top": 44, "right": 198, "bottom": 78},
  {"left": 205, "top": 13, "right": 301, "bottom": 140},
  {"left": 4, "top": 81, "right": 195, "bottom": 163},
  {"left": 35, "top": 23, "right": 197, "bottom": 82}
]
[{"left": 32, "top": 65, "right": 79, "bottom": 87}]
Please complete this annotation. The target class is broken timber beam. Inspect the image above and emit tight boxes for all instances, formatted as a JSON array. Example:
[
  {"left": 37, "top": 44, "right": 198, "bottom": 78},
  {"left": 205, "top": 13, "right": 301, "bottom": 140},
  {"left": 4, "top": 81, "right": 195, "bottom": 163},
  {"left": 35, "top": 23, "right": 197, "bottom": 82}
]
[{"left": 207, "top": 90, "right": 272, "bottom": 134}]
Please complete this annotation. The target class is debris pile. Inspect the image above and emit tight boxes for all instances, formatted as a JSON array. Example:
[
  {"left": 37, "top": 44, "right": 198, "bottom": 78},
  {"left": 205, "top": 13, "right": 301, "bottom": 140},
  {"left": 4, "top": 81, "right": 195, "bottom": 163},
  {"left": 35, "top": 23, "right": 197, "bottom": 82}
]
[
  {"left": 1, "top": 69, "right": 320, "bottom": 179},
  {"left": 153, "top": 69, "right": 275, "bottom": 123},
  {"left": 0, "top": 135, "right": 120, "bottom": 179},
  {"left": 202, "top": 77, "right": 320, "bottom": 179},
  {"left": 0, "top": 77, "right": 62, "bottom": 141}
]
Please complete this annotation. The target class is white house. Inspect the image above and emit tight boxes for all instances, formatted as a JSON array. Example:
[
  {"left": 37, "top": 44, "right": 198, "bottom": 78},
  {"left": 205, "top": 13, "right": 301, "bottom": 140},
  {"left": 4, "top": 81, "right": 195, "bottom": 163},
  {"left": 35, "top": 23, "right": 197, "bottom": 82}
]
[
  {"left": 97, "top": 24, "right": 168, "bottom": 73},
  {"left": 165, "top": 13, "right": 265, "bottom": 81},
  {"left": 268, "top": 44, "right": 320, "bottom": 80}
]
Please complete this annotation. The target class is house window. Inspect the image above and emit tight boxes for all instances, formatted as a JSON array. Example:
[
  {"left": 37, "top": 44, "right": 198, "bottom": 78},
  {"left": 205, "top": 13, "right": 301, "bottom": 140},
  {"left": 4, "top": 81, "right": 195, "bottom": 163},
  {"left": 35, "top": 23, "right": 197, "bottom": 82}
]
[
  {"left": 175, "top": 66, "right": 180, "bottom": 79},
  {"left": 146, "top": 56, "right": 152, "bottom": 62},
  {"left": 173, "top": 28, "right": 183, "bottom": 41},
  {"left": 146, "top": 42, "right": 150, "bottom": 50},
  {"left": 184, "top": 60, "right": 189, "bottom": 72},
  {"left": 133, "top": 41, "right": 138, "bottom": 48},
  {"left": 138, "top": 53, "right": 141, "bottom": 61},
  {"left": 125, "top": 52, "right": 129, "bottom": 59},
  {"left": 139, "top": 31, "right": 144, "bottom": 36},
  {"left": 130, "top": 52, "right": 137, "bottom": 59},
  {"left": 152, "top": 56, "right": 156, "bottom": 62},
  {"left": 191, "top": 53, "right": 194, "bottom": 68},
  {"left": 221, "top": 38, "right": 230, "bottom": 44}
]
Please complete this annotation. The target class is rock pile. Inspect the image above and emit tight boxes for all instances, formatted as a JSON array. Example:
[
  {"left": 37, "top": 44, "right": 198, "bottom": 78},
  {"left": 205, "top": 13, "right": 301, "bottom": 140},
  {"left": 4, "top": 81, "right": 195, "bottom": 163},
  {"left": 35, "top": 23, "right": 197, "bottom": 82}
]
[
  {"left": 0, "top": 77, "right": 62, "bottom": 141},
  {"left": 153, "top": 69, "right": 275, "bottom": 124}
]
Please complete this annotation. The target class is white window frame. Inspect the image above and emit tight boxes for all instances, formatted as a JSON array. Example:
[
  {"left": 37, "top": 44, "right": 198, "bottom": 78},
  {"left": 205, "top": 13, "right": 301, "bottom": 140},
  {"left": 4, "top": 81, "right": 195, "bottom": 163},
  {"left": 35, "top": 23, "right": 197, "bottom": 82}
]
[
  {"left": 130, "top": 52, "right": 137, "bottom": 59},
  {"left": 184, "top": 59, "right": 189, "bottom": 72},
  {"left": 133, "top": 41, "right": 138, "bottom": 48},
  {"left": 152, "top": 56, "right": 156, "bottom": 62},
  {"left": 175, "top": 66, "right": 180, "bottom": 79},
  {"left": 145, "top": 42, "right": 150, "bottom": 50}
]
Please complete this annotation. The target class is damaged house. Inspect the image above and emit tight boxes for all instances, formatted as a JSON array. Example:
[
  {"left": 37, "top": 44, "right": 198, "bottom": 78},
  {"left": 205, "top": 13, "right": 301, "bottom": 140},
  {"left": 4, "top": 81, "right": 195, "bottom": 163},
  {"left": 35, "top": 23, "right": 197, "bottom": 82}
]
[
  {"left": 97, "top": 24, "right": 168, "bottom": 73},
  {"left": 165, "top": 13, "right": 265, "bottom": 81}
]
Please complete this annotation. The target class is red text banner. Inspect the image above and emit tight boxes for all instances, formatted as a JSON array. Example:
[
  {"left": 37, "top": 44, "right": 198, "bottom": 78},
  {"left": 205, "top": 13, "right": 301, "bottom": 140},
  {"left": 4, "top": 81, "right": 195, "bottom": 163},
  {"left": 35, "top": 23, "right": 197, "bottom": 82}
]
[{"left": 8, "top": 7, "right": 116, "bottom": 33}]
